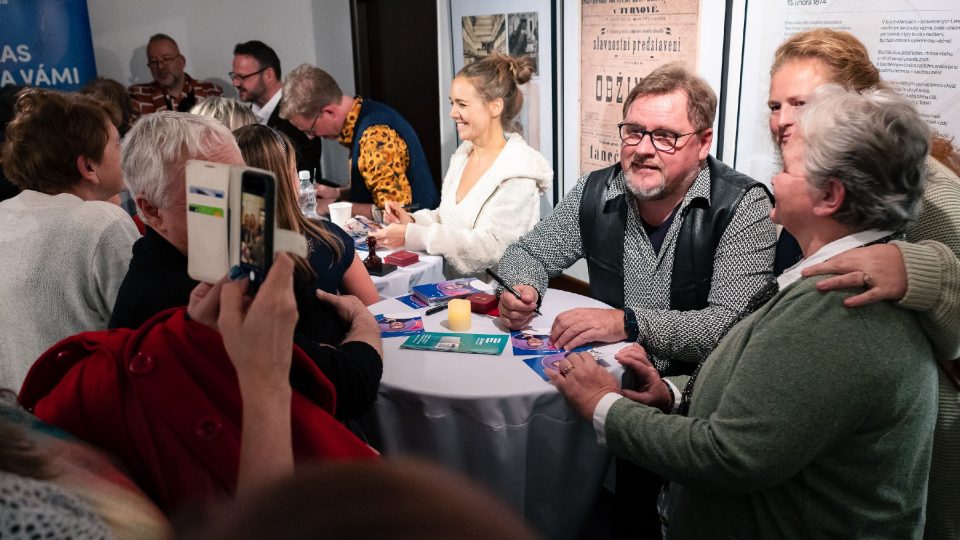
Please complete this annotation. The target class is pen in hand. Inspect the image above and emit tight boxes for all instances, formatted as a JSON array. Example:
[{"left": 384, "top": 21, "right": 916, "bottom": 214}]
[{"left": 484, "top": 268, "right": 542, "bottom": 317}]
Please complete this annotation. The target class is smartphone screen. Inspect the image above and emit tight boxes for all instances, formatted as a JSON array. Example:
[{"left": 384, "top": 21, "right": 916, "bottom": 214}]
[{"left": 239, "top": 171, "right": 275, "bottom": 295}]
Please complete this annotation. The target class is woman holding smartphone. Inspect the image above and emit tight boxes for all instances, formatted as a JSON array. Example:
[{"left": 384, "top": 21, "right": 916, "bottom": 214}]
[
  {"left": 371, "top": 54, "right": 552, "bottom": 280},
  {"left": 234, "top": 124, "right": 379, "bottom": 305}
]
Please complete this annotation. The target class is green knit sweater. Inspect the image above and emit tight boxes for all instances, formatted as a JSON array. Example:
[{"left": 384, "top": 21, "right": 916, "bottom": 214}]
[{"left": 606, "top": 277, "right": 938, "bottom": 539}]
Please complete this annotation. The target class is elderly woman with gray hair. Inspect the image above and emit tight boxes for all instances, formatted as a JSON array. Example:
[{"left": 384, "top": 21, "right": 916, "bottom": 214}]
[{"left": 551, "top": 84, "right": 938, "bottom": 538}]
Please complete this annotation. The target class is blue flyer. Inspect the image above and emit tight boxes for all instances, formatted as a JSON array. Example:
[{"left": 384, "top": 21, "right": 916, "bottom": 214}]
[
  {"left": 376, "top": 313, "right": 424, "bottom": 337},
  {"left": 510, "top": 329, "right": 590, "bottom": 356},
  {"left": 523, "top": 351, "right": 609, "bottom": 381}
]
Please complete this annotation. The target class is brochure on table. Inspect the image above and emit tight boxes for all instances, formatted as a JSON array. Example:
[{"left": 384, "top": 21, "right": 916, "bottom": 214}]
[
  {"left": 523, "top": 351, "right": 610, "bottom": 382},
  {"left": 510, "top": 328, "right": 590, "bottom": 356},
  {"left": 412, "top": 278, "right": 493, "bottom": 306},
  {"left": 376, "top": 313, "right": 425, "bottom": 337},
  {"left": 401, "top": 332, "right": 508, "bottom": 355}
]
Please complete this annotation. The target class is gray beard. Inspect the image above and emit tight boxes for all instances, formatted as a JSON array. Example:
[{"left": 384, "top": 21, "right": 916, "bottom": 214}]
[{"left": 625, "top": 175, "right": 666, "bottom": 200}]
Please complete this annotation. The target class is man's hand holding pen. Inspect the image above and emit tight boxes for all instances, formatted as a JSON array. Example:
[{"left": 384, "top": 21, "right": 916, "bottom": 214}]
[{"left": 497, "top": 284, "right": 540, "bottom": 330}]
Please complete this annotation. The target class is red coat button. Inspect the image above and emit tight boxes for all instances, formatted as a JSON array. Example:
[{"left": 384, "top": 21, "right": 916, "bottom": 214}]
[
  {"left": 195, "top": 417, "right": 223, "bottom": 441},
  {"left": 128, "top": 352, "right": 155, "bottom": 375}
]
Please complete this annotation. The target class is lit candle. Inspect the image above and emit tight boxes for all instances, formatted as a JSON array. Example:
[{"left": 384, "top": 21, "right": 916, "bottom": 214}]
[{"left": 447, "top": 298, "right": 472, "bottom": 332}]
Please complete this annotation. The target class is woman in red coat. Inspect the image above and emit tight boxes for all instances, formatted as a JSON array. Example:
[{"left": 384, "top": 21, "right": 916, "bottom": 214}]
[{"left": 18, "top": 254, "right": 377, "bottom": 516}]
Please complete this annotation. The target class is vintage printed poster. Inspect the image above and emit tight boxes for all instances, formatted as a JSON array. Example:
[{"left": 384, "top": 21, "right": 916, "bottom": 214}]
[{"left": 579, "top": 0, "right": 701, "bottom": 174}]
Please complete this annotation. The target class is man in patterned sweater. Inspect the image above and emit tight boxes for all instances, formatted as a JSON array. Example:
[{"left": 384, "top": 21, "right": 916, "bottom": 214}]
[
  {"left": 496, "top": 63, "right": 776, "bottom": 537},
  {"left": 280, "top": 64, "right": 438, "bottom": 219},
  {"left": 127, "top": 34, "right": 222, "bottom": 121}
]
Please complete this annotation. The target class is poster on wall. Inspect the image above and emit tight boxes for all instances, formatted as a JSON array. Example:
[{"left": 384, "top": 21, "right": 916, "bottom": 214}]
[
  {"left": 450, "top": 0, "right": 555, "bottom": 187},
  {"left": 579, "top": 0, "right": 701, "bottom": 175},
  {"left": 734, "top": 0, "right": 960, "bottom": 187},
  {"left": 0, "top": 0, "right": 97, "bottom": 91}
]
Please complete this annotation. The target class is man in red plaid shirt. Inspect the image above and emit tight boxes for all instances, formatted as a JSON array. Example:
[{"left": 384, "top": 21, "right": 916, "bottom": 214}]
[{"left": 127, "top": 34, "right": 221, "bottom": 121}]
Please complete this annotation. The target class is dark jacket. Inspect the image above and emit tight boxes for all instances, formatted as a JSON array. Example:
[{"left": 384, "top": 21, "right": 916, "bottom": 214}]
[
  {"left": 269, "top": 102, "right": 324, "bottom": 179},
  {"left": 349, "top": 98, "right": 438, "bottom": 209},
  {"left": 109, "top": 227, "right": 382, "bottom": 419}
]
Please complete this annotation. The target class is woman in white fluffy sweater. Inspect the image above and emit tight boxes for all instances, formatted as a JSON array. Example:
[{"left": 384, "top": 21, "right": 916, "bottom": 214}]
[{"left": 370, "top": 54, "right": 552, "bottom": 280}]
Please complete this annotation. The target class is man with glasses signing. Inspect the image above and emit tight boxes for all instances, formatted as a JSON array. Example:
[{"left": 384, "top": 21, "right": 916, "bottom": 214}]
[
  {"left": 128, "top": 34, "right": 222, "bottom": 121},
  {"left": 496, "top": 62, "right": 774, "bottom": 535},
  {"left": 280, "top": 64, "right": 439, "bottom": 220}
]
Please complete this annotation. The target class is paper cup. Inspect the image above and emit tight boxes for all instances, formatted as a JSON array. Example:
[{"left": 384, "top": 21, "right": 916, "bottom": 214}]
[{"left": 328, "top": 202, "right": 353, "bottom": 229}]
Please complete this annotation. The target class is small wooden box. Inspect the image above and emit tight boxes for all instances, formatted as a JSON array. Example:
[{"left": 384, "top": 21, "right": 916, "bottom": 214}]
[
  {"left": 467, "top": 292, "right": 498, "bottom": 313},
  {"left": 384, "top": 250, "right": 420, "bottom": 267}
]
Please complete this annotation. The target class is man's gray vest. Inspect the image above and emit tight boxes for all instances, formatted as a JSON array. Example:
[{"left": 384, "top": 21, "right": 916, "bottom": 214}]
[{"left": 579, "top": 156, "right": 769, "bottom": 374}]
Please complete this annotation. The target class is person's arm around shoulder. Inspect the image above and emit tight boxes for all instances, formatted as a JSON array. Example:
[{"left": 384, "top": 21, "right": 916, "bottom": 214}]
[{"left": 802, "top": 240, "right": 960, "bottom": 359}]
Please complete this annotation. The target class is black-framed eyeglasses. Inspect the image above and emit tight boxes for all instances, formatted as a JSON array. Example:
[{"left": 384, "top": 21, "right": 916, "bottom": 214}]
[
  {"left": 617, "top": 122, "right": 698, "bottom": 151},
  {"left": 147, "top": 55, "right": 182, "bottom": 69},
  {"left": 300, "top": 110, "right": 321, "bottom": 137},
  {"left": 228, "top": 67, "right": 268, "bottom": 83}
]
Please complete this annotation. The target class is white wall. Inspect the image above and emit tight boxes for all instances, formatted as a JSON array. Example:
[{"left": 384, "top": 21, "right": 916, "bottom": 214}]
[{"left": 86, "top": 0, "right": 356, "bottom": 181}]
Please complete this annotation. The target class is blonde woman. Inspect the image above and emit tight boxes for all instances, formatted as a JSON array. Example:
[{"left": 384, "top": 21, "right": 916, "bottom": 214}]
[
  {"left": 234, "top": 124, "right": 378, "bottom": 305},
  {"left": 371, "top": 54, "right": 552, "bottom": 279}
]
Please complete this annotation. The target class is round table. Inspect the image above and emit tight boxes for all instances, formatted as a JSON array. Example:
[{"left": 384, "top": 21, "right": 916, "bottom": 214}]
[{"left": 363, "top": 289, "right": 624, "bottom": 539}]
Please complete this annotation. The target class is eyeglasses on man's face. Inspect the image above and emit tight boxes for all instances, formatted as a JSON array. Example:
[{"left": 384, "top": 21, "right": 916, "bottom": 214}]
[
  {"left": 300, "top": 110, "right": 321, "bottom": 138},
  {"left": 229, "top": 67, "right": 268, "bottom": 83},
  {"left": 617, "top": 122, "right": 698, "bottom": 151},
  {"left": 147, "top": 55, "right": 182, "bottom": 69}
]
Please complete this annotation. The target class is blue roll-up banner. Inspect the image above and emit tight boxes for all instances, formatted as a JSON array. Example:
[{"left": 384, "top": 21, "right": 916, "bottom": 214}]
[{"left": 0, "top": 0, "right": 98, "bottom": 91}]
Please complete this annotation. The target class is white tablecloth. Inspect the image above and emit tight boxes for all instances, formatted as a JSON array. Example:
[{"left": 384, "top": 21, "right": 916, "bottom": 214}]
[
  {"left": 366, "top": 248, "right": 445, "bottom": 298},
  {"left": 363, "top": 289, "right": 624, "bottom": 539}
]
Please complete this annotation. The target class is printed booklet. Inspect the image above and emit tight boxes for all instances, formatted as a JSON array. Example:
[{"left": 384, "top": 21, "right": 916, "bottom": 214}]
[
  {"left": 411, "top": 278, "right": 490, "bottom": 306},
  {"left": 400, "top": 332, "right": 508, "bottom": 355}
]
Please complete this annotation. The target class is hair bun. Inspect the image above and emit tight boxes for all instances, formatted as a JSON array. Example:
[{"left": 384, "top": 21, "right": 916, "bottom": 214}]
[{"left": 508, "top": 56, "right": 534, "bottom": 85}]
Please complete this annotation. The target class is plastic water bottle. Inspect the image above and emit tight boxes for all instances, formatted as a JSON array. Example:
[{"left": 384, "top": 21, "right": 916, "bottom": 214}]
[{"left": 298, "top": 170, "right": 319, "bottom": 219}]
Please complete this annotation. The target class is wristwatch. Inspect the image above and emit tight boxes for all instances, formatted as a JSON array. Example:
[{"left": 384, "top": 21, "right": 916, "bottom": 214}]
[{"left": 623, "top": 307, "right": 640, "bottom": 342}]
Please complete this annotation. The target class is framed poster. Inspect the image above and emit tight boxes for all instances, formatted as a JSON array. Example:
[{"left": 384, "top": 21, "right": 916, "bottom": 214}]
[
  {"left": 449, "top": 0, "right": 557, "bottom": 211},
  {"left": 560, "top": 0, "right": 728, "bottom": 198},
  {"left": 578, "top": 0, "right": 702, "bottom": 174}
]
